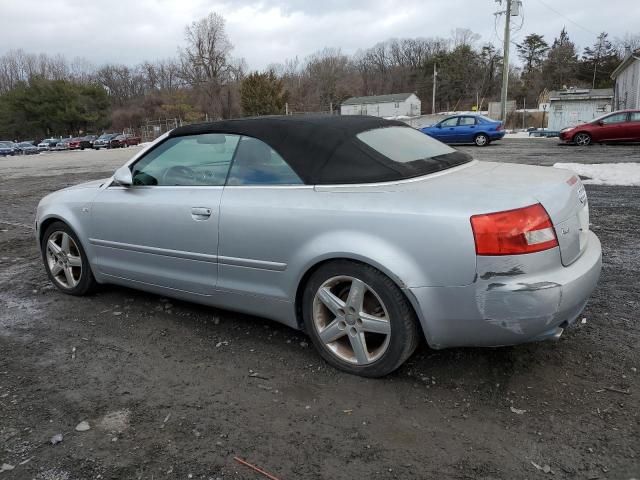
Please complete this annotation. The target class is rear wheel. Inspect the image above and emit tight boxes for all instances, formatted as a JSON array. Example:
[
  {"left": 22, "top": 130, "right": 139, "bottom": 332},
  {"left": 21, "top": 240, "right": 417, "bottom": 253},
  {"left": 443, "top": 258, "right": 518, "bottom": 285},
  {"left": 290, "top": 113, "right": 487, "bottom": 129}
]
[
  {"left": 302, "top": 260, "right": 419, "bottom": 377},
  {"left": 41, "top": 221, "right": 96, "bottom": 296},
  {"left": 474, "top": 133, "right": 489, "bottom": 146},
  {"left": 573, "top": 132, "right": 592, "bottom": 146}
]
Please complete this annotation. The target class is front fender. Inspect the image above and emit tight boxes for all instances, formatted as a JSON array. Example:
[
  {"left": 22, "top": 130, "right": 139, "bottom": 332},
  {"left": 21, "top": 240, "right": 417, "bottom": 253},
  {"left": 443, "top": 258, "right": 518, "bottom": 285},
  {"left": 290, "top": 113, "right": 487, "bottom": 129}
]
[{"left": 36, "top": 188, "right": 100, "bottom": 268}]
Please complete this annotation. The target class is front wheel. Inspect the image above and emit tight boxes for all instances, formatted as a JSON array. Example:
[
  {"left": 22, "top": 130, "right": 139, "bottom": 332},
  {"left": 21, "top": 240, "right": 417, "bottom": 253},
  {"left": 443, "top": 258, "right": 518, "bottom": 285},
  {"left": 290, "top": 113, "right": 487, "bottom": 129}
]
[
  {"left": 302, "top": 260, "right": 419, "bottom": 377},
  {"left": 474, "top": 133, "right": 489, "bottom": 146},
  {"left": 573, "top": 132, "right": 592, "bottom": 146},
  {"left": 41, "top": 221, "right": 96, "bottom": 296}
]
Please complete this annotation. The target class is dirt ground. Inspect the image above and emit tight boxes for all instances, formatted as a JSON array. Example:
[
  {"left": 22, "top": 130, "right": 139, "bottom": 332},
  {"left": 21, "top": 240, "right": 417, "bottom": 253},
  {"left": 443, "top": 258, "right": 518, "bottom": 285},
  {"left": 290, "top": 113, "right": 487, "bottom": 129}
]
[{"left": 1, "top": 139, "right": 639, "bottom": 479}]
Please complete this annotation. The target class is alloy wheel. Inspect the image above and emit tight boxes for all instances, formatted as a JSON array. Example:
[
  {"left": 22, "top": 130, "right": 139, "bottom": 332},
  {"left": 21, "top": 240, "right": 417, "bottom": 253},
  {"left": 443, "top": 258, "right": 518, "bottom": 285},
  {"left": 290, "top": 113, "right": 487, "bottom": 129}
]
[
  {"left": 312, "top": 275, "right": 391, "bottom": 365},
  {"left": 574, "top": 133, "right": 591, "bottom": 146},
  {"left": 45, "top": 231, "right": 82, "bottom": 289}
]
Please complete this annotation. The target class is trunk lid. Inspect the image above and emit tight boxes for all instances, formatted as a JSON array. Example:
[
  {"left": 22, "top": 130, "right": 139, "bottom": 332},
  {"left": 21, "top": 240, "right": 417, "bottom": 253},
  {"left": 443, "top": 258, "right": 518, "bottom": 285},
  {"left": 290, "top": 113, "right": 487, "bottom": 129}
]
[{"left": 463, "top": 162, "right": 590, "bottom": 266}]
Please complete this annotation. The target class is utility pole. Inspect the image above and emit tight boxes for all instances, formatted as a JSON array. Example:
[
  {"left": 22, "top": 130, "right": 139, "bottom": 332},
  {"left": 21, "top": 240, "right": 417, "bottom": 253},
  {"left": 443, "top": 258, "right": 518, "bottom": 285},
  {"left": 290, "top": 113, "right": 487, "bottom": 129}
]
[
  {"left": 432, "top": 63, "right": 437, "bottom": 114},
  {"left": 499, "top": 0, "right": 512, "bottom": 123}
]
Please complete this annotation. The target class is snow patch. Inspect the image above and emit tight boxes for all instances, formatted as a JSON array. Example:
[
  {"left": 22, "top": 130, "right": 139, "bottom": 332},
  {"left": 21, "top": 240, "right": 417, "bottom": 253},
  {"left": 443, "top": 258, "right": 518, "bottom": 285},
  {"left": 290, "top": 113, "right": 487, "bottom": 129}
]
[{"left": 553, "top": 163, "right": 640, "bottom": 186}]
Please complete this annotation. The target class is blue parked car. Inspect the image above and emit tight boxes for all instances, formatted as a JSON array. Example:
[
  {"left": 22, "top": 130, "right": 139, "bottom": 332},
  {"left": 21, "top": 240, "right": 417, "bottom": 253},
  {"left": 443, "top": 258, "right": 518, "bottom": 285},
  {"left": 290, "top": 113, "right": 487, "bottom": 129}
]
[{"left": 420, "top": 115, "right": 505, "bottom": 146}]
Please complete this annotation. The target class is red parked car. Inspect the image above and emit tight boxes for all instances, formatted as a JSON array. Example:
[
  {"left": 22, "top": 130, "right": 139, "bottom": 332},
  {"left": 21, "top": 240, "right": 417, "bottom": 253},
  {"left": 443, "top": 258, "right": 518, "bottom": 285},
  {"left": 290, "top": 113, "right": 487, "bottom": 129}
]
[
  {"left": 559, "top": 109, "right": 640, "bottom": 145},
  {"left": 116, "top": 133, "right": 142, "bottom": 147}
]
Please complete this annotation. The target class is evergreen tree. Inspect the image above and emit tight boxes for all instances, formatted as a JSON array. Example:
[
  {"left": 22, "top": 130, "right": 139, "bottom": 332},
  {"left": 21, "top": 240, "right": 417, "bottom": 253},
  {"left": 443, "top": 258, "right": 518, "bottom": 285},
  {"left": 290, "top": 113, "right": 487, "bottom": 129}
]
[
  {"left": 542, "top": 28, "right": 580, "bottom": 89},
  {"left": 516, "top": 34, "right": 550, "bottom": 74},
  {"left": 240, "top": 70, "right": 287, "bottom": 117},
  {"left": 580, "top": 32, "right": 620, "bottom": 88}
]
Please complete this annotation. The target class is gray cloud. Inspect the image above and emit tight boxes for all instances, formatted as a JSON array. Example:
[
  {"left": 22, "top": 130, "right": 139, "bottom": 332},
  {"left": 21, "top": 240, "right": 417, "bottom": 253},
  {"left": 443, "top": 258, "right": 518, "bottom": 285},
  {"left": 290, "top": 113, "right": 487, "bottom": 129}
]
[{"left": 0, "top": 0, "right": 638, "bottom": 70}]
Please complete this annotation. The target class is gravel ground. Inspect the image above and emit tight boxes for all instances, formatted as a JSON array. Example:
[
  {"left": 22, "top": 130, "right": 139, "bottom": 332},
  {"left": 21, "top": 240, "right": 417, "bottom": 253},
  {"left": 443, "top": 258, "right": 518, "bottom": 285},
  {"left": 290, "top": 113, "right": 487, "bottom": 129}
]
[{"left": 0, "top": 139, "right": 639, "bottom": 479}]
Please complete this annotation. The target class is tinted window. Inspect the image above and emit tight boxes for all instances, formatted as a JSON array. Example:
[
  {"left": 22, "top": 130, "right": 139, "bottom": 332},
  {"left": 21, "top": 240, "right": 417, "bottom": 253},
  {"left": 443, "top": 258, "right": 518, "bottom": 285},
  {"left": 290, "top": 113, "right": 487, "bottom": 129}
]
[
  {"left": 458, "top": 116, "right": 477, "bottom": 126},
  {"left": 226, "top": 136, "right": 303, "bottom": 186},
  {"left": 630, "top": 112, "right": 640, "bottom": 122},
  {"left": 601, "top": 113, "right": 628, "bottom": 124},
  {"left": 357, "top": 126, "right": 457, "bottom": 163},
  {"left": 440, "top": 118, "right": 458, "bottom": 127},
  {"left": 131, "top": 134, "right": 239, "bottom": 186}
]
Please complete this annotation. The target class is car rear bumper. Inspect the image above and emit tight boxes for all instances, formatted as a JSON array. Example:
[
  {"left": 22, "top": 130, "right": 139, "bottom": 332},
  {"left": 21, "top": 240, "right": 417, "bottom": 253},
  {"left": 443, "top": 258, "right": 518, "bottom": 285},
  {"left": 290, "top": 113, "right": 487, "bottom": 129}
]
[
  {"left": 489, "top": 131, "right": 506, "bottom": 140},
  {"left": 406, "top": 231, "right": 602, "bottom": 349}
]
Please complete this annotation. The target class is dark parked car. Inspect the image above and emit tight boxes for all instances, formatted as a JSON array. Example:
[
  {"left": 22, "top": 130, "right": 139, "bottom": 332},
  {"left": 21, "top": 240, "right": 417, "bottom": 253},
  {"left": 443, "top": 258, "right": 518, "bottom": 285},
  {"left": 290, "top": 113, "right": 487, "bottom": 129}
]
[
  {"left": 559, "top": 110, "right": 640, "bottom": 145},
  {"left": 15, "top": 141, "right": 39, "bottom": 155},
  {"left": 0, "top": 141, "right": 17, "bottom": 156},
  {"left": 93, "top": 133, "right": 120, "bottom": 150},
  {"left": 420, "top": 114, "right": 505, "bottom": 146}
]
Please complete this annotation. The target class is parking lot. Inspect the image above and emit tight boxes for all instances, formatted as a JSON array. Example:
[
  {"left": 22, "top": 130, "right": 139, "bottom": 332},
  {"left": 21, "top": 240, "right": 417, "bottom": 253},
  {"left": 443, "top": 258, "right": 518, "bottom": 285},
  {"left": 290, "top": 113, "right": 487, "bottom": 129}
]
[{"left": 0, "top": 138, "right": 638, "bottom": 479}]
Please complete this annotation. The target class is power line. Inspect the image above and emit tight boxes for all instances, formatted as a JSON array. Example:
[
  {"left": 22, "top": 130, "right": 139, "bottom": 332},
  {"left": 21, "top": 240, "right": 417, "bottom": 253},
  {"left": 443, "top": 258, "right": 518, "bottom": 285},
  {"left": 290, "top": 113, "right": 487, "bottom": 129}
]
[{"left": 533, "top": 0, "right": 598, "bottom": 36}]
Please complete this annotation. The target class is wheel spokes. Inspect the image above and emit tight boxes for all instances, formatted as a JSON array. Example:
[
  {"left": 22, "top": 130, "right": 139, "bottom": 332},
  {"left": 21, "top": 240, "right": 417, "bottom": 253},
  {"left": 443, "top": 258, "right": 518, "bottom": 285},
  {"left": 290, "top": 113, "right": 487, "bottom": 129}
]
[
  {"left": 319, "top": 318, "right": 347, "bottom": 343},
  {"left": 67, "top": 255, "right": 82, "bottom": 267},
  {"left": 317, "top": 286, "right": 345, "bottom": 316},
  {"left": 50, "top": 263, "right": 63, "bottom": 276},
  {"left": 313, "top": 275, "right": 392, "bottom": 366},
  {"left": 63, "top": 266, "right": 76, "bottom": 287},
  {"left": 47, "top": 238, "right": 62, "bottom": 255},
  {"left": 359, "top": 312, "right": 391, "bottom": 335},
  {"left": 349, "top": 331, "right": 370, "bottom": 364},
  {"left": 346, "top": 278, "right": 366, "bottom": 311},
  {"left": 60, "top": 232, "right": 71, "bottom": 253},
  {"left": 46, "top": 231, "right": 82, "bottom": 289}
]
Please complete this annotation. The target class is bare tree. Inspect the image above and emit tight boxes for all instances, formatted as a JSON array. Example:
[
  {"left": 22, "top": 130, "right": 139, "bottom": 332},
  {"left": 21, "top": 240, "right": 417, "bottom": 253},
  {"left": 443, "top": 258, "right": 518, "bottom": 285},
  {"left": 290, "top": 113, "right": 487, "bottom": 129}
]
[{"left": 179, "top": 12, "right": 235, "bottom": 118}]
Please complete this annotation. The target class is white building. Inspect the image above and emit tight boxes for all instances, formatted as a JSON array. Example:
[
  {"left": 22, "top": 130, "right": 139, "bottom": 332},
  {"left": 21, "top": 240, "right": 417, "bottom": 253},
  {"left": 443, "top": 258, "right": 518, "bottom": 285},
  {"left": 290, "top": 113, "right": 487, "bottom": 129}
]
[
  {"left": 341, "top": 93, "right": 421, "bottom": 118},
  {"left": 548, "top": 88, "right": 613, "bottom": 131},
  {"left": 611, "top": 48, "right": 640, "bottom": 110}
]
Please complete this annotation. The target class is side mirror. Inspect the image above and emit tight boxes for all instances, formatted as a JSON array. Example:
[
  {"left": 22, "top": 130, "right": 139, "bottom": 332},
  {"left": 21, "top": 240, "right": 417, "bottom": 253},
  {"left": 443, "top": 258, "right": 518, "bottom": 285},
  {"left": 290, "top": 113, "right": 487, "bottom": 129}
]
[
  {"left": 113, "top": 166, "right": 133, "bottom": 186},
  {"left": 436, "top": 123, "right": 442, "bottom": 128},
  {"left": 597, "top": 120, "right": 604, "bottom": 126}
]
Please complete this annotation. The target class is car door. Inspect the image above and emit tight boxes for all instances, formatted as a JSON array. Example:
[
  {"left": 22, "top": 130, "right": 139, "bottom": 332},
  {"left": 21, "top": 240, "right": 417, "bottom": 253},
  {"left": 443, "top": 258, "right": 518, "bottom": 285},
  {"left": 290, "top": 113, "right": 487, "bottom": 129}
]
[
  {"left": 627, "top": 111, "right": 640, "bottom": 140},
  {"left": 217, "top": 136, "right": 312, "bottom": 304},
  {"left": 89, "top": 133, "right": 238, "bottom": 295},
  {"left": 432, "top": 117, "right": 459, "bottom": 143},
  {"left": 594, "top": 112, "right": 630, "bottom": 141},
  {"left": 455, "top": 116, "right": 478, "bottom": 143}
]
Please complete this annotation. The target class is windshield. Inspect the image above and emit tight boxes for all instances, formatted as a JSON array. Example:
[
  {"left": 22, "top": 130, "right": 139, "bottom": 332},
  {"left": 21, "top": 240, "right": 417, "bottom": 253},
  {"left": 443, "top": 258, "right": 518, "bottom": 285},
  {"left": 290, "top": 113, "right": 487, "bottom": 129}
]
[
  {"left": 356, "top": 126, "right": 471, "bottom": 177},
  {"left": 0, "top": 141, "right": 14, "bottom": 147}
]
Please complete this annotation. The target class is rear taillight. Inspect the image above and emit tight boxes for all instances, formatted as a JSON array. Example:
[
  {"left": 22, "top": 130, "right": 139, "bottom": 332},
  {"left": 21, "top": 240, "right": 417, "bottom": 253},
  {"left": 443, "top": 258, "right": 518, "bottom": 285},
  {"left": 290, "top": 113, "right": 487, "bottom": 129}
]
[
  {"left": 470, "top": 203, "right": 558, "bottom": 255},
  {"left": 496, "top": 123, "right": 504, "bottom": 131}
]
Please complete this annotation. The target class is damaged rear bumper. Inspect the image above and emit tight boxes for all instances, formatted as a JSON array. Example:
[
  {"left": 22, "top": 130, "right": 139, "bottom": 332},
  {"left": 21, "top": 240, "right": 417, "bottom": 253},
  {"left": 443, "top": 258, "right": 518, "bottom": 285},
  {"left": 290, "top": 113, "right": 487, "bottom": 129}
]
[{"left": 407, "top": 231, "right": 602, "bottom": 349}]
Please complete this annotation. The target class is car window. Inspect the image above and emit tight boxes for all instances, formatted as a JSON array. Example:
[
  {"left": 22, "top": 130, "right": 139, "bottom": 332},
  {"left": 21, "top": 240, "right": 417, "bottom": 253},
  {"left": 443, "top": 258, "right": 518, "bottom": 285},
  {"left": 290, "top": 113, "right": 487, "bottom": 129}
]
[
  {"left": 458, "top": 116, "right": 476, "bottom": 126},
  {"left": 226, "top": 136, "right": 303, "bottom": 186},
  {"left": 357, "top": 126, "right": 457, "bottom": 163},
  {"left": 629, "top": 112, "right": 640, "bottom": 122},
  {"left": 131, "top": 134, "right": 239, "bottom": 186},
  {"left": 440, "top": 118, "right": 458, "bottom": 127},
  {"left": 601, "top": 113, "right": 628, "bottom": 124}
]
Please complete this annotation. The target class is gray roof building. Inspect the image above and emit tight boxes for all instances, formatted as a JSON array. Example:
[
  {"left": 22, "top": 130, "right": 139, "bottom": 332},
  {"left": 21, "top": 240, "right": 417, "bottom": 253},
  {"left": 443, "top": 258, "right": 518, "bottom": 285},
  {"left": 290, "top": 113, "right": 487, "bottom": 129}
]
[
  {"left": 548, "top": 88, "right": 614, "bottom": 101},
  {"left": 342, "top": 93, "right": 415, "bottom": 105}
]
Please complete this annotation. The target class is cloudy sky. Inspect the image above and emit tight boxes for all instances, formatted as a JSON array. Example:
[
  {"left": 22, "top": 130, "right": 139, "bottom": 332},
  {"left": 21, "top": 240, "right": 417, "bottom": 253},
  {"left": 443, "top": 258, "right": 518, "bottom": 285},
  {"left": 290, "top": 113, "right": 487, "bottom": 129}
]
[{"left": 1, "top": 0, "right": 638, "bottom": 69}]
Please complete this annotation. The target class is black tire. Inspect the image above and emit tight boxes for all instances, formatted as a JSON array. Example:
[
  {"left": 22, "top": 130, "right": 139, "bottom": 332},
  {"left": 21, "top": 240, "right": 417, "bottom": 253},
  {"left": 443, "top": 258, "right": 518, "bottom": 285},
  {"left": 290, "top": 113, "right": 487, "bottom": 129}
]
[
  {"left": 41, "top": 221, "right": 97, "bottom": 296},
  {"left": 474, "top": 133, "right": 489, "bottom": 146},
  {"left": 573, "top": 132, "right": 592, "bottom": 146},
  {"left": 302, "top": 260, "right": 420, "bottom": 377}
]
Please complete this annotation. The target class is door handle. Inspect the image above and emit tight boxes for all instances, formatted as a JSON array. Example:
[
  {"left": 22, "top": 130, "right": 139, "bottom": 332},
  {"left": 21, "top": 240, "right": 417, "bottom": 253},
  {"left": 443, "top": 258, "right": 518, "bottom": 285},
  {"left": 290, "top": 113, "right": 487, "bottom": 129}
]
[{"left": 191, "top": 207, "right": 212, "bottom": 220}]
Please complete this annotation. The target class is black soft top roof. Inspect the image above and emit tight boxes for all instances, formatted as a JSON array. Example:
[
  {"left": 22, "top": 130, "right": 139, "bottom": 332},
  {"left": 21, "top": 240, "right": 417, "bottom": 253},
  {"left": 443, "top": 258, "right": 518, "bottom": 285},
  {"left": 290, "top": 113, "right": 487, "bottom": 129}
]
[{"left": 169, "top": 115, "right": 468, "bottom": 185}]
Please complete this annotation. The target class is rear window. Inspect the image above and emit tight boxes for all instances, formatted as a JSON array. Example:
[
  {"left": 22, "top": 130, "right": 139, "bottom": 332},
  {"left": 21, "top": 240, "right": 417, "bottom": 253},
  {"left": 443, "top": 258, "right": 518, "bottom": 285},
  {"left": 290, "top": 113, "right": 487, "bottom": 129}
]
[{"left": 356, "top": 126, "right": 471, "bottom": 174}]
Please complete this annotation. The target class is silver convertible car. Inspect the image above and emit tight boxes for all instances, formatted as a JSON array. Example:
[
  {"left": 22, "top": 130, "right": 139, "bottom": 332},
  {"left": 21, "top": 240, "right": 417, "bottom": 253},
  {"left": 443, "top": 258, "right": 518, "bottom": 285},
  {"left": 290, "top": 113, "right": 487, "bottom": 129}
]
[{"left": 36, "top": 116, "right": 602, "bottom": 377}]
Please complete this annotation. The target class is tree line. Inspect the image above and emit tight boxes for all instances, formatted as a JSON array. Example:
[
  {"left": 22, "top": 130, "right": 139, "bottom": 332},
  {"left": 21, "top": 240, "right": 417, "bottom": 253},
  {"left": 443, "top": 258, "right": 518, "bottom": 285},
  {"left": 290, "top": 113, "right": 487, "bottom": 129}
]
[{"left": 0, "top": 11, "right": 638, "bottom": 140}]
